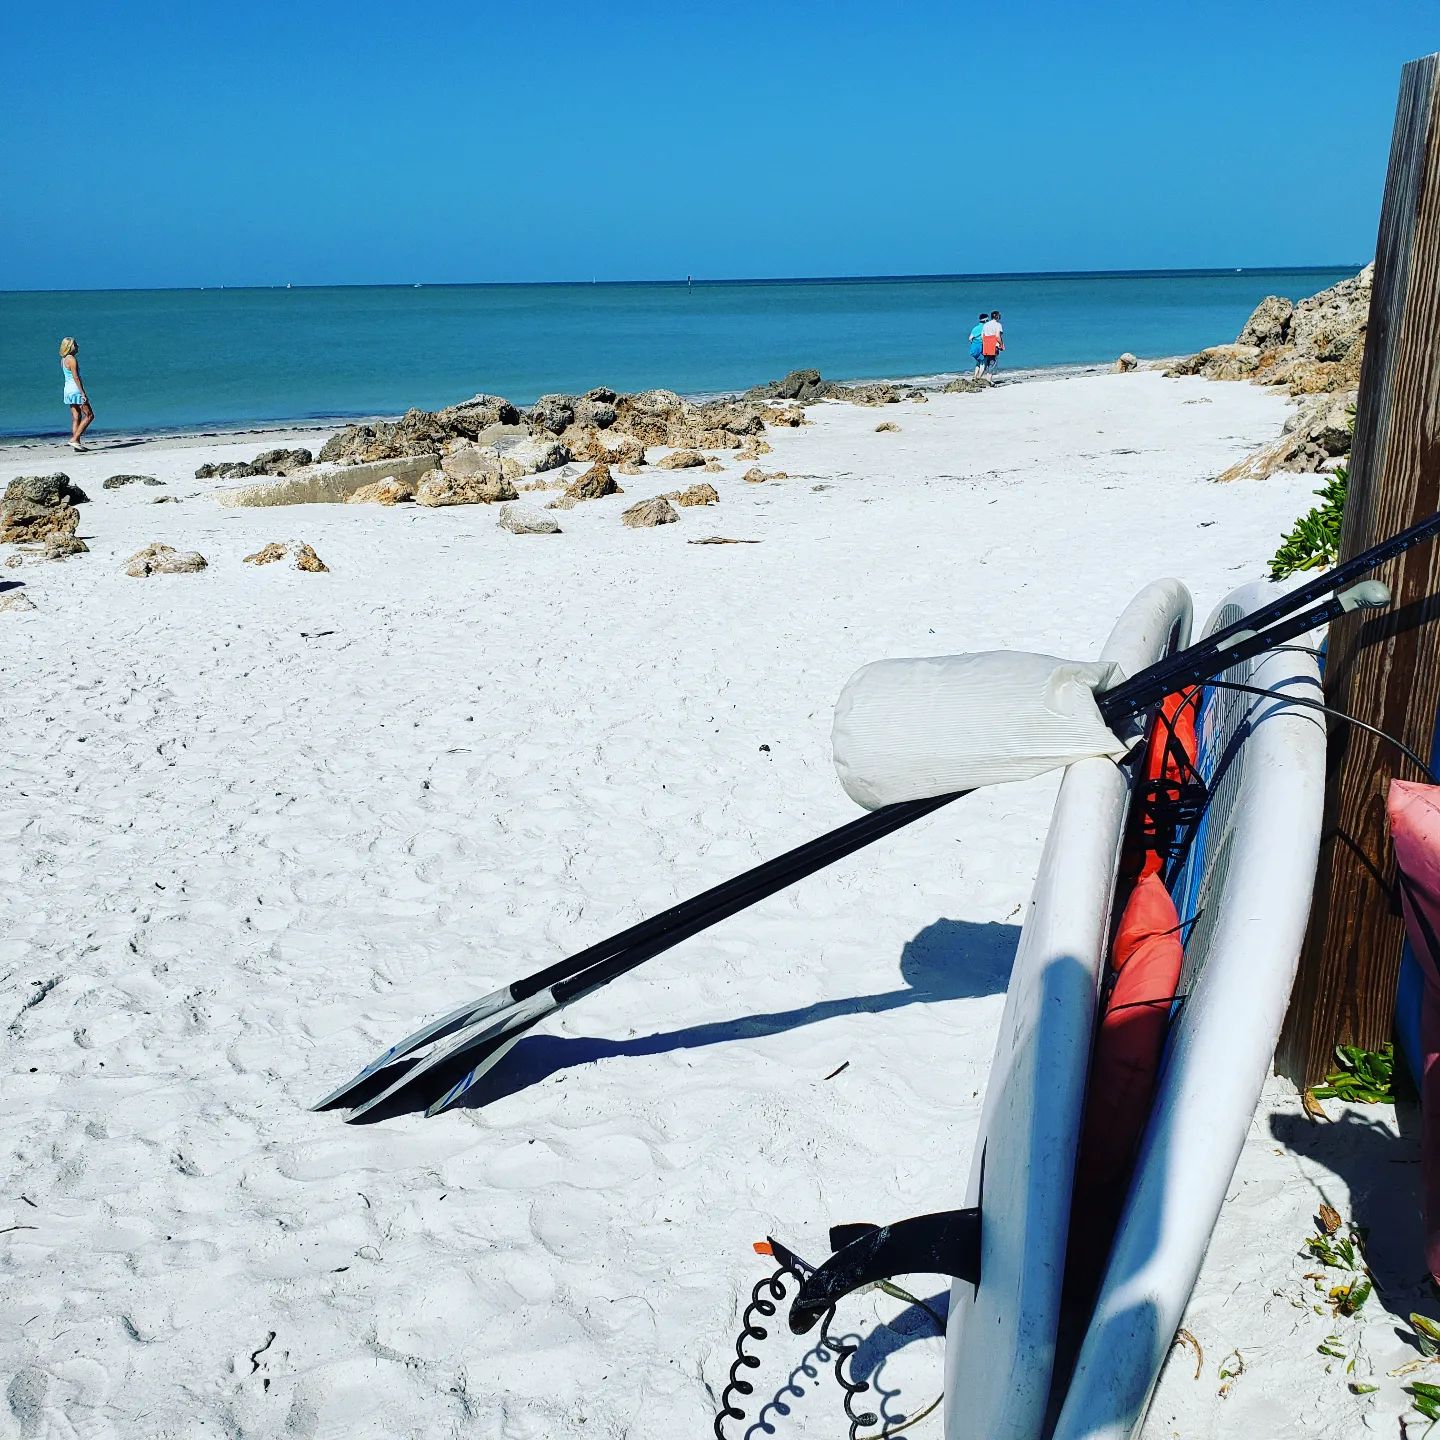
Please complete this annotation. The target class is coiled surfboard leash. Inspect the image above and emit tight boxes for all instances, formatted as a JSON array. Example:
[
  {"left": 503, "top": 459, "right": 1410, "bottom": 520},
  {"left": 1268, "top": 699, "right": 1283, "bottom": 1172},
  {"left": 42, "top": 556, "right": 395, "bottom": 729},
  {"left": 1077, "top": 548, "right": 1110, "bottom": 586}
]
[{"left": 715, "top": 1217, "right": 975, "bottom": 1439}]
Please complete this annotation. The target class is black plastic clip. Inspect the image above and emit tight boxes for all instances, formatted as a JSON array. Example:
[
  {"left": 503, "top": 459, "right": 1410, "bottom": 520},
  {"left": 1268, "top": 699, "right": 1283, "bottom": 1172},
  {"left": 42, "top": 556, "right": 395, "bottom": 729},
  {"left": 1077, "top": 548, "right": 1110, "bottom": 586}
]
[{"left": 787, "top": 1208, "right": 981, "bottom": 1335}]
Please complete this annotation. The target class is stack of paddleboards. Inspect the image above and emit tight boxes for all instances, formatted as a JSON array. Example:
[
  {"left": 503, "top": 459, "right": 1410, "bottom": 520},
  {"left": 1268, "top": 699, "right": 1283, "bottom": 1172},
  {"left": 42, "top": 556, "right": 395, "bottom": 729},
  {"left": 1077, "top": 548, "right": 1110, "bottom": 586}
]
[{"left": 945, "top": 580, "right": 1326, "bottom": 1440}]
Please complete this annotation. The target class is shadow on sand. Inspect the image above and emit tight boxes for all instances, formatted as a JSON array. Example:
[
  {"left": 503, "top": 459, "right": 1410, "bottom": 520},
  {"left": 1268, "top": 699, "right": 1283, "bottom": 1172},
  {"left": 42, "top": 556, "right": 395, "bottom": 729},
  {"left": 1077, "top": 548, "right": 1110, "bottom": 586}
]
[{"left": 446, "top": 915, "right": 1023, "bottom": 1113}]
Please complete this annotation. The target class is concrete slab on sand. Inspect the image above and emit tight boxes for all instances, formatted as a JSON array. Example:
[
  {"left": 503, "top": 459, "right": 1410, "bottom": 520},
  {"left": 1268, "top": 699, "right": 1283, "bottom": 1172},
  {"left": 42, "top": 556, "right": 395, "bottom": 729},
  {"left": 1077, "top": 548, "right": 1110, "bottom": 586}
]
[{"left": 214, "top": 453, "right": 438, "bottom": 507}]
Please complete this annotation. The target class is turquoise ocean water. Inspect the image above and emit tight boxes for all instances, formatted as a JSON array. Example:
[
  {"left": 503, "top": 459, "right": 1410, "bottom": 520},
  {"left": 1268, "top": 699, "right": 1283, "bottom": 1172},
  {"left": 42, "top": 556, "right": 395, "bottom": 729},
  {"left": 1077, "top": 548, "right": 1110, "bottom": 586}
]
[{"left": 0, "top": 268, "right": 1357, "bottom": 439}]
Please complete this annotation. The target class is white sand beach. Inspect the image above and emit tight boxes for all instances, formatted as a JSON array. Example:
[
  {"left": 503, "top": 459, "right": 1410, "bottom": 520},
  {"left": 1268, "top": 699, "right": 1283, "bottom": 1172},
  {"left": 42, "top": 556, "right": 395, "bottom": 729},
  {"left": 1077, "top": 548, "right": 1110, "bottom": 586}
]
[{"left": 0, "top": 373, "right": 1416, "bottom": 1438}]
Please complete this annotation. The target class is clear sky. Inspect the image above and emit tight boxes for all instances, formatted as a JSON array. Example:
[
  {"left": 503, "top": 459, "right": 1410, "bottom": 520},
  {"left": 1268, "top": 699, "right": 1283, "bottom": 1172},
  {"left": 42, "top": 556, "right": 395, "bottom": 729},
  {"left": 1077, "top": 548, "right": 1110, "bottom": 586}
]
[{"left": 4, "top": 2, "right": 1436, "bottom": 290}]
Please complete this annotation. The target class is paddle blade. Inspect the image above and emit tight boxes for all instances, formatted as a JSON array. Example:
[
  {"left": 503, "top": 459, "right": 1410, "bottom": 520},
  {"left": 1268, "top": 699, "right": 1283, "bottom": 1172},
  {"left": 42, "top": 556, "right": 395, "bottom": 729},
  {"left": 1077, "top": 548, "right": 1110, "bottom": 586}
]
[
  {"left": 342, "top": 990, "right": 556, "bottom": 1122},
  {"left": 312, "top": 985, "right": 514, "bottom": 1111}
]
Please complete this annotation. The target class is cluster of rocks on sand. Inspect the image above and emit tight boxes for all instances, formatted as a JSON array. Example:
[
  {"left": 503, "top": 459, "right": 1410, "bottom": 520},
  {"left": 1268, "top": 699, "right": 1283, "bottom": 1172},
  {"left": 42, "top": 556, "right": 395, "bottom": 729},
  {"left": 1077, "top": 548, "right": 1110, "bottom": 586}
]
[
  {"left": 1, "top": 474, "right": 90, "bottom": 563},
  {"left": 190, "top": 368, "right": 968, "bottom": 519},
  {"left": 1165, "top": 265, "right": 1371, "bottom": 482}
]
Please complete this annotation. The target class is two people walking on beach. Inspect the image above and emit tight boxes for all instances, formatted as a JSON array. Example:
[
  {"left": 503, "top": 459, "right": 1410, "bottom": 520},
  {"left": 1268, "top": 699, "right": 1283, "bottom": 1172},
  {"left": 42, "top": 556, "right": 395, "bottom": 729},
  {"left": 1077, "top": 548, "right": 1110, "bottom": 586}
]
[
  {"left": 60, "top": 337, "right": 94, "bottom": 451},
  {"left": 969, "top": 311, "right": 1005, "bottom": 381}
]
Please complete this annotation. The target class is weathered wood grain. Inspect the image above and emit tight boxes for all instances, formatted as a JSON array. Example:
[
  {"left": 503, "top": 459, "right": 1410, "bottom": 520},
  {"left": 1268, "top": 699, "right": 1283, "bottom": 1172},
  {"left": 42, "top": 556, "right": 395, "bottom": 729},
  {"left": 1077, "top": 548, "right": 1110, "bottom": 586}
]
[{"left": 1279, "top": 53, "right": 1440, "bottom": 1085}]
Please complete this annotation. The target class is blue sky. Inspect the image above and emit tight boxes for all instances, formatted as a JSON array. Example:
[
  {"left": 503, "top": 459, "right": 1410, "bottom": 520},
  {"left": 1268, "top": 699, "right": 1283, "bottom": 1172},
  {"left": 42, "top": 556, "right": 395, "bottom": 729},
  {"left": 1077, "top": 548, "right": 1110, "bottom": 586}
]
[{"left": 3, "top": 2, "right": 1435, "bottom": 289}]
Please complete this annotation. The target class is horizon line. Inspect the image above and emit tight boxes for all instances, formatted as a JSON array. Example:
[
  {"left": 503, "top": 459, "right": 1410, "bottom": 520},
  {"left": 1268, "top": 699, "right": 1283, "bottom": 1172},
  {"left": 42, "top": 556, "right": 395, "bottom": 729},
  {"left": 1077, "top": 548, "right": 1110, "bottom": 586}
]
[{"left": 0, "top": 262, "right": 1365, "bottom": 298}]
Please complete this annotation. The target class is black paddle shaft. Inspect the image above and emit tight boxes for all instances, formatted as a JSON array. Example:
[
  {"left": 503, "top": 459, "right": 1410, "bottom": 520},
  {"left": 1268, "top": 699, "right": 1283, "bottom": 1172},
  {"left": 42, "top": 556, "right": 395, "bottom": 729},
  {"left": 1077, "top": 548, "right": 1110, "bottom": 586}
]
[{"left": 544, "top": 585, "right": 1380, "bottom": 1011}]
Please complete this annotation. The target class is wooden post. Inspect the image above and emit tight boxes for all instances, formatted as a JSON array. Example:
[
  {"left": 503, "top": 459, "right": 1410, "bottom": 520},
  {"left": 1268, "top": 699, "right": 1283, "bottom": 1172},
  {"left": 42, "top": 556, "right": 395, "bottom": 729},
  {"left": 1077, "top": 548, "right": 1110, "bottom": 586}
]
[{"left": 1279, "top": 52, "right": 1440, "bottom": 1086}]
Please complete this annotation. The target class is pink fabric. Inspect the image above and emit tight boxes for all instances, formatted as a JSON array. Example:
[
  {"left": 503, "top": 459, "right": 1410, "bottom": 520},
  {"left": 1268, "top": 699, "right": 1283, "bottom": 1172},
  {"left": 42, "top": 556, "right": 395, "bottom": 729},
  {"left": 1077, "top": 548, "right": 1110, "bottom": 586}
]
[{"left": 1385, "top": 779, "right": 1440, "bottom": 1285}]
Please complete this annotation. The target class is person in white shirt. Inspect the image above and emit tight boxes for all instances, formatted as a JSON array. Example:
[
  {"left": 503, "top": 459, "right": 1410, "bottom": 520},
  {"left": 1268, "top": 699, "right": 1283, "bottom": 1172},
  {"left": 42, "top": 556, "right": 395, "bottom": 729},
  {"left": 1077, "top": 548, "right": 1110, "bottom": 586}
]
[{"left": 980, "top": 311, "right": 1005, "bottom": 380}]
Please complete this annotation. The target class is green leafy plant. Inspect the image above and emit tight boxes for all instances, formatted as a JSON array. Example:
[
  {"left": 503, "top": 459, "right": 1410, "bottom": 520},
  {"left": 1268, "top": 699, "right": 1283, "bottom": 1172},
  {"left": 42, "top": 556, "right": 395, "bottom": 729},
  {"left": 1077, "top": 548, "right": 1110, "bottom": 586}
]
[
  {"left": 1270, "top": 403, "right": 1356, "bottom": 581},
  {"left": 1311, "top": 1044, "right": 1395, "bottom": 1104},
  {"left": 1270, "top": 467, "right": 1349, "bottom": 579},
  {"left": 1407, "top": 1380, "right": 1440, "bottom": 1432}
]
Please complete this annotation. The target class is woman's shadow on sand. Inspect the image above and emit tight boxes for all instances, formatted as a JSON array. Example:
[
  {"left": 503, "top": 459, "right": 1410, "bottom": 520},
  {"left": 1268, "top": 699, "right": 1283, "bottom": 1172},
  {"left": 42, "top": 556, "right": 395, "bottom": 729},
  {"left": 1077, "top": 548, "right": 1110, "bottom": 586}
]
[{"left": 410, "top": 915, "right": 1023, "bottom": 1115}]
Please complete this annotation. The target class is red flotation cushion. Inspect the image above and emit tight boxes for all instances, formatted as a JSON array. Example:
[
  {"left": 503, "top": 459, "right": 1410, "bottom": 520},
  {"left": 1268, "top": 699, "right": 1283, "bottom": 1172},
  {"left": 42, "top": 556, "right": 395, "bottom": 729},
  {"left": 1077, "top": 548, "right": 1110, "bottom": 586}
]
[
  {"left": 1074, "top": 873, "right": 1185, "bottom": 1224},
  {"left": 1069, "top": 692, "right": 1195, "bottom": 1296},
  {"left": 1385, "top": 779, "right": 1440, "bottom": 1285}
]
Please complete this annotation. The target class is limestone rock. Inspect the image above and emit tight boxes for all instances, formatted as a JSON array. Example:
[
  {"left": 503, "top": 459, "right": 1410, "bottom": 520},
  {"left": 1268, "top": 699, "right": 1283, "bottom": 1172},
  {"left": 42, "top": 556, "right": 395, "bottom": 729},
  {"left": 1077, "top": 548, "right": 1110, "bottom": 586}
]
[
  {"left": 761, "top": 405, "right": 806, "bottom": 427},
  {"left": 744, "top": 368, "right": 845, "bottom": 405},
  {"left": 195, "top": 448, "right": 310, "bottom": 480},
  {"left": 622, "top": 496, "right": 679, "bottom": 528},
  {"left": 616, "top": 461, "right": 645, "bottom": 477},
  {"left": 564, "top": 460, "right": 623, "bottom": 502},
  {"left": 1116, "top": 353, "right": 1138, "bottom": 373},
  {"left": 0, "top": 591, "right": 37, "bottom": 613},
  {"left": 251, "top": 447, "right": 313, "bottom": 475},
  {"left": 5, "top": 474, "right": 88, "bottom": 507},
  {"left": 498, "top": 502, "right": 562, "bottom": 535},
  {"left": 294, "top": 543, "right": 328, "bottom": 573},
  {"left": 244, "top": 543, "right": 289, "bottom": 565},
  {"left": 1, "top": 497, "right": 79, "bottom": 544},
  {"left": 44, "top": 537, "right": 88, "bottom": 559},
  {"left": 671, "top": 482, "right": 719, "bottom": 507},
  {"left": 574, "top": 397, "right": 617, "bottom": 429},
  {"left": 1216, "top": 390, "right": 1356, "bottom": 482},
  {"left": 702, "top": 459, "right": 724, "bottom": 473},
  {"left": 125, "top": 543, "right": 207, "bottom": 577},
  {"left": 318, "top": 394, "right": 521, "bottom": 464},
  {"left": 345, "top": 475, "right": 417, "bottom": 505},
  {"left": 1164, "top": 344, "right": 1262, "bottom": 382},
  {"left": 942, "top": 377, "right": 988, "bottom": 394},
  {"left": 736, "top": 437, "right": 772, "bottom": 460},
  {"left": 495, "top": 435, "right": 570, "bottom": 480},
  {"left": 744, "top": 466, "right": 787, "bottom": 484},
  {"left": 842, "top": 382, "right": 901, "bottom": 406},
  {"left": 561, "top": 427, "right": 647, "bottom": 467},
  {"left": 904, "top": 389, "right": 929, "bottom": 403},
  {"left": 657, "top": 449, "right": 706, "bottom": 470},
  {"left": 875, "top": 421, "right": 900, "bottom": 432},
  {"left": 527, "top": 395, "right": 577, "bottom": 435},
  {"left": 103, "top": 474, "right": 158, "bottom": 490},
  {"left": 1169, "top": 266, "right": 1372, "bottom": 396},
  {"left": 1237, "top": 296, "right": 1294, "bottom": 349},
  {"left": 415, "top": 465, "right": 517, "bottom": 506}
]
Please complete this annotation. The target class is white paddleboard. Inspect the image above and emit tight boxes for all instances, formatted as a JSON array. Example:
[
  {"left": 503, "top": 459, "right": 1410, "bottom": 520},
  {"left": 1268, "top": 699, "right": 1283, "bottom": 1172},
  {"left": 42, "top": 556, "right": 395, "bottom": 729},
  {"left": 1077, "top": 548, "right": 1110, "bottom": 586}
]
[
  {"left": 1050, "top": 579, "right": 1326, "bottom": 1440},
  {"left": 944, "top": 579, "right": 1194, "bottom": 1440}
]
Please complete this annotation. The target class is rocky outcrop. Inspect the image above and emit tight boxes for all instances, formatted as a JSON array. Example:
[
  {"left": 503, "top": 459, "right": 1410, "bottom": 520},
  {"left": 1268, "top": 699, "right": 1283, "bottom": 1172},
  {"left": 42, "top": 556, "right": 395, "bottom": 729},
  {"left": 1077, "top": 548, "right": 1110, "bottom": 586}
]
[
  {"left": 622, "top": 496, "right": 679, "bottom": 528},
  {"left": 744, "top": 466, "right": 787, "bottom": 484},
  {"left": 1237, "top": 295, "right": 1294, "bottom": 349},
  {"left": 1168, "top": 265, "right": 1372, "bottom": 395},
  {"left": 44, "top": 537, "right": 88, "bottom": 559},
  {"left": 736, "top": 437, "right": 772, "bottom": 460},
  {"left": 1116, "top": 353, "right": 1138, "bottom": 373},
  {"left": 318, "top": 394, "right": 521, "bottom": 464},
  {"left": 345, "top": 475, "right": 417, "bottom": 505},
  {"left": 942, "top": 377, "right": 987, "bottom": 394},
  {"left": 6, "top": 474, "right": 87, "bottom": 507},
  {"left": 561, "top": 427, "right": 647, "bottom": 467},
  {"left": 414, "top": 465, "right": 516, "bottom": 507},
  {"left": 498, "top": 502, "right": 562, "bottom": 535},
  {"left": 564, "top": 460, "right": 622, "bottom": 502},
  {"left": 1, "top": 475, "right": 83, "bottom": 544},
  {"left": 125, "top": 543, "right": 207, "bottom": 577},
  {"left": 665, "top": 482, "right": 719, "bottom": 507},
  {"left": 527, "top": 395, "right": 575, "bottom": 434},
  {"left": 745, "top": 368, "right": 840, "bottom": 404},
  {"left": 656, "top": 449, "right": 706, "bottom": 470},
  {"left": 103, "top": 474, "right": 160, "bottom": 489},
  {"left": 494, "top": 435, "right": 570, "bottom": 479},
  {"left": 1215, "top": 391, "right": 1356, "bottom": 483},
  {"left": 844, "top": 382, "right": 901, "bottom": 406},
  {"left": 195, "top": 448, "right": 311, "bottom": 480},
  {"left": 241, "top": 540, "right": 328, "bottom": 570}
]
